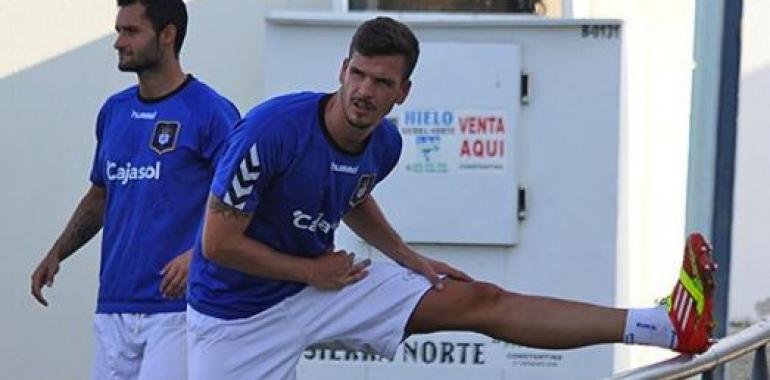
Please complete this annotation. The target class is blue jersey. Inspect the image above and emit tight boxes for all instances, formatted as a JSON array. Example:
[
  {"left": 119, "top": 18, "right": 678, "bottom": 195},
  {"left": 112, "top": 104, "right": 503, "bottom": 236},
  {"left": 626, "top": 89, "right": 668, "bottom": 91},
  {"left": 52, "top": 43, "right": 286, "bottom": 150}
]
[
  {"left": 89, "top": 76, "right": 239, "bottom": 314},
  {"left": 189, "top": 92, "right": 402, "bottom": 319}
]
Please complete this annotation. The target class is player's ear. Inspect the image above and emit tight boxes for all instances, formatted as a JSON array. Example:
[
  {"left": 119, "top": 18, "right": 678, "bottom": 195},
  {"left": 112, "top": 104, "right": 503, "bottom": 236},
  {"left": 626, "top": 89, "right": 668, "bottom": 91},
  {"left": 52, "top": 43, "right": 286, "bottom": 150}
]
[
  {"left": 395, "top": 79, "right": 411, "bottom": 105},
  {"left": 159, "top": 24, "right": 177, "bottom": 52},
  {"left": 339, "top": 58, "right": 350, "bottom": 84}
]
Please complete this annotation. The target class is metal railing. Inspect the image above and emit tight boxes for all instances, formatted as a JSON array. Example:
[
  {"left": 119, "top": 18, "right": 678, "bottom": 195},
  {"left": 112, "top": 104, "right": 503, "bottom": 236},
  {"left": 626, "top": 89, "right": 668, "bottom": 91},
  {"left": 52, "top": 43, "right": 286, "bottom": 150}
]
[{"left": 609, "top": 319, "right": 770, "bottom": 380}]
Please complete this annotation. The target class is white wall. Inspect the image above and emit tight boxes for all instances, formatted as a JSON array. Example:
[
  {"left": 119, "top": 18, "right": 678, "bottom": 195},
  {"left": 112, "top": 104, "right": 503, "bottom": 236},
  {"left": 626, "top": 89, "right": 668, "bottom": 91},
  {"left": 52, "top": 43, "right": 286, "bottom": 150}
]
[
  {"left": 0, "top": 0, "right": 117, "bottom": 78},
  {"left": 572, "top": 0, "right": 697, "bottom": 370},
  {"left": 0, "top": 1, "right": 332, "bottom": 379},
  {"left": 4, "top": 0, "right": 764, "bottom": 377},
  {"left": 575, "top": 0, "right": 770, "bottom": 369},
  {"left": 730, "top": 0, "right": 770, "bottom": 324}
]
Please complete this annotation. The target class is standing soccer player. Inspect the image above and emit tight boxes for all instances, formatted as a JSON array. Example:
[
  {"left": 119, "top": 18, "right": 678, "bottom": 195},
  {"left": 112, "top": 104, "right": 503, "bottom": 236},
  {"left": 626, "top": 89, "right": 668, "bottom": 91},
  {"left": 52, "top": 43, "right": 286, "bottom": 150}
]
[
  {"left": 187, "top": 16, "right": 716, "bottom": 380},
  {"left": 30, "top": 1, "right": 239, "bottom": 379}
]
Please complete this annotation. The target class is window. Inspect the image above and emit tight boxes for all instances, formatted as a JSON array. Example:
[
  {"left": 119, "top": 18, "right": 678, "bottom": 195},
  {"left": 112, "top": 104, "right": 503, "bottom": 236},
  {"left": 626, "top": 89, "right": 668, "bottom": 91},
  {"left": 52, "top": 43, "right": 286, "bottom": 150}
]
[{"left": 348, "top": 0, "right": 546, "bottom": 14}]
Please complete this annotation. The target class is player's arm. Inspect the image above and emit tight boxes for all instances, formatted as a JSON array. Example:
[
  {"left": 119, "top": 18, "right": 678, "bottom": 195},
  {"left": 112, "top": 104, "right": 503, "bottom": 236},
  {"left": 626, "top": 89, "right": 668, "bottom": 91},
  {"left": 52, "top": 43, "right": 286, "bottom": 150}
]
[
  {"left": 31, "top": 185, "right": 106, "bottom": 306},
  {"left": 202, "top": 194, "right": 369, "bottom": 289},
  {"left": 158, "top": 102, "right": 240, "bottom": 300},
  {"left": 343, "top": 194, "right": 472, "bottom": 288}
]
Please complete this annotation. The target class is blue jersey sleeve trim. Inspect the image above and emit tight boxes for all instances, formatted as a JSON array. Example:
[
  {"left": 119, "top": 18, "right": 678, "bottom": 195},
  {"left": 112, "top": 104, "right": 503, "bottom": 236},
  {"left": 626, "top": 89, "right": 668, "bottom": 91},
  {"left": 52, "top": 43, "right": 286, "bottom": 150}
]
[{"left": 213, "top": 117, "right": 285, "bottom": 213}]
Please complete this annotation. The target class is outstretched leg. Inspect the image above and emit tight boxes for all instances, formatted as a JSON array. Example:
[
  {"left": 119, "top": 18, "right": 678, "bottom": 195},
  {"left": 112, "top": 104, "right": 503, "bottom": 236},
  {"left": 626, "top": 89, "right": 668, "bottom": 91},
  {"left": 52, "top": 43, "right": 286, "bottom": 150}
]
[
  {"left": 406, "top": 280, "right": 626, "bottom": 349},
  {"left": 407, "top": 232, "right": 717, "bottom": 354}
]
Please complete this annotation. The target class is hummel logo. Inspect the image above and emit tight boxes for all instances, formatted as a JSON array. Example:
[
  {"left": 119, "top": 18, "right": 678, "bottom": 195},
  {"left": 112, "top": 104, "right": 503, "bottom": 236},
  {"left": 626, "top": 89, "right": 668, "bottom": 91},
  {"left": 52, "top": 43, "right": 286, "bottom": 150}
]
[
  {"left": 224, "top": 143, "right": 260, "bottom": 210},
  {"left": 131, "top": 110, "right": 157, "bottom": 120},
  {"left": 330, "top": 162, "right": 358, "bottom": 174}
]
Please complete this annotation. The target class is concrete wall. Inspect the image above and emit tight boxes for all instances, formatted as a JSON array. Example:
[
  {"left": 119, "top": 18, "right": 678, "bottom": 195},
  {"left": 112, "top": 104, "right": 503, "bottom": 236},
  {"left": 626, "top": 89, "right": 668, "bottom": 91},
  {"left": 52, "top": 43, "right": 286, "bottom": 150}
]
[
  {"left": 575, "top": 0, "right": 770, "bottom": 369},
  {"left": 571, "top": 0, "right": 697, "bottom": 369},
  {"left": 0, "top": 1, "right": 332, "bottom": 379},
  {"left": 0, "top": 0, "right": 117, "bottom": 78},
  {"left": 2, "top": 0, "right": 766, "bottom": 377},
  {"left": 730, "top": 0, "right": 770, "bottom": 324}
]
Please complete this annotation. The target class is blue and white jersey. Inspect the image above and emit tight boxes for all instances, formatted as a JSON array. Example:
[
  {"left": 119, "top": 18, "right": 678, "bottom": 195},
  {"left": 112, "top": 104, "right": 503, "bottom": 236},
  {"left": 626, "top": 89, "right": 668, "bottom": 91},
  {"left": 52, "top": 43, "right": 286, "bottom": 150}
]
[
  {"left": 90, "top": 76, "right": 239, "bottom": 314},
  {"left": 189, "top": 92, "right": 402, "bottom": 320}
]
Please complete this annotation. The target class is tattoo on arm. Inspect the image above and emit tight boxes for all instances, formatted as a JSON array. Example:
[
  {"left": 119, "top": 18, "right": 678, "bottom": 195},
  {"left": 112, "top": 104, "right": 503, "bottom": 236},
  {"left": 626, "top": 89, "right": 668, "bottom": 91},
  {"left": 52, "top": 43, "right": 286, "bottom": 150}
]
[
  {"left": 208, "top": 195, "right": 252, "bottom": 220},
  {"left": 59, "top": 210, "right": 102, "bottom": 257},
  {"left": 54, "top": 192, "right": 105, "bottom": 261}
]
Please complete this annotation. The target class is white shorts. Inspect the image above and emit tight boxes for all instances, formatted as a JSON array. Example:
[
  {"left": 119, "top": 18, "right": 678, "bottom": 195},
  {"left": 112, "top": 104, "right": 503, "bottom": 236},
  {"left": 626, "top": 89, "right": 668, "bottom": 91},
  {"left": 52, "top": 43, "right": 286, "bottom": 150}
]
[
  {"left": 187, "top": 262, "right": 433, "bottom": 380},
  {"left": 92, "top": 312, "right": 187, "bottom": 380}
]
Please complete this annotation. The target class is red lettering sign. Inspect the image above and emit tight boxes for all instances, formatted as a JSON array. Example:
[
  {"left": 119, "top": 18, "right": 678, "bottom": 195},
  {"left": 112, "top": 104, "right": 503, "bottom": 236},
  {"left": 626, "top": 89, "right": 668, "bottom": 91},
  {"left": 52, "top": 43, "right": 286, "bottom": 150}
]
[
  {"left": 459, "top": 117, "right": 505, "bottom": 134},
  {"left": 459, "top": 139, "right": 504, "bottom": 157}
]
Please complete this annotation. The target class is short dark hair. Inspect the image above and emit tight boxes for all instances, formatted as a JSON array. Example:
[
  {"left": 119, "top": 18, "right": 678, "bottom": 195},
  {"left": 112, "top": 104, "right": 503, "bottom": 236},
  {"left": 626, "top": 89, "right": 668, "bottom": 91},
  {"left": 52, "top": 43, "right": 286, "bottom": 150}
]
[
  {"left": 117, "top": 0, "right": 188, "bottom": 56},
  {"left": 349, "top": 17, "right": 420, "bottom": 79}
]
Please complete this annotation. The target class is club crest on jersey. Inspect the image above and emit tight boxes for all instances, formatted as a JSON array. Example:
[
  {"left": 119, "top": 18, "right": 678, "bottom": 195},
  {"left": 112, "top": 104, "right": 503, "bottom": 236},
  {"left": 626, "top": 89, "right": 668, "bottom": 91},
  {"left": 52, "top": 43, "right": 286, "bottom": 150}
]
[
  {"left": 149, "top": 121, "right": 180, "bottom": 154},
  {"left": 349, "top": 173, "right": 377, "bottom": 207}
]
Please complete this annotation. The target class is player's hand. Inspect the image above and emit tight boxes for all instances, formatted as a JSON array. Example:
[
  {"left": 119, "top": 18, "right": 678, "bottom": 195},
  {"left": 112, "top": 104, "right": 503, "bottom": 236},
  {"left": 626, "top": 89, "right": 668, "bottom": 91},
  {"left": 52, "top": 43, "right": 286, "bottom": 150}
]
[
  {"left": 402, "top": 254, "right": 473, "bottom": 291},
  {"left": 308, "top": 251, "right": 371, "bottom": 290},
  {"left": 31, "top": 253, "right": 61, "bottom": 306},
  {"left": 160, "top": 250, "right": 192, "bottom": 299}
]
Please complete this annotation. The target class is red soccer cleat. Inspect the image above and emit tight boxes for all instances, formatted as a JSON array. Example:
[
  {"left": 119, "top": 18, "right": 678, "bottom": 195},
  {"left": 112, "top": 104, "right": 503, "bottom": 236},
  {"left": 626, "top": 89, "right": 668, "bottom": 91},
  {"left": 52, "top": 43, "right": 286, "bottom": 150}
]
[{"left": 663, "top": 232, "right": 718, "bottom": 354}]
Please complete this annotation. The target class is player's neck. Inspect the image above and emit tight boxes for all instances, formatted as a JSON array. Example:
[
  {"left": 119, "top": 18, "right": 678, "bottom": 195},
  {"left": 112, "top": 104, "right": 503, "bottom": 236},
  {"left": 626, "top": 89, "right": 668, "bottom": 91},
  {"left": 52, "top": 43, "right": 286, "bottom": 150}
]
[
  {"left": 137, "top": 60, "right": 187, "bottom": 100},
  {"left": 324, "top": 93, "right": 374, "bottom": 153}
]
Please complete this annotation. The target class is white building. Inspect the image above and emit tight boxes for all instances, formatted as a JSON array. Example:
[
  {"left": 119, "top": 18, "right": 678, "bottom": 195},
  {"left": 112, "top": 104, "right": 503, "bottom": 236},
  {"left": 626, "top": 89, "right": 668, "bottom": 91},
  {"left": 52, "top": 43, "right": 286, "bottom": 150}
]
[{"left": 1, "top": 1, "right": 766, "bottom": 378}]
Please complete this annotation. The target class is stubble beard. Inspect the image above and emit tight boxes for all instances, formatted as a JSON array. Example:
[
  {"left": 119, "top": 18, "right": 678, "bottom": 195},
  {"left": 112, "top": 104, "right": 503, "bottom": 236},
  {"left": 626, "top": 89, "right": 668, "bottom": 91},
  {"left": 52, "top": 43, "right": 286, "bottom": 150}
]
[
  {"left": 117, "top": 38, "right": 162, "bottom": 74},
  {"left": 341, "top": 89, "right": 377, "bottom": 130}
]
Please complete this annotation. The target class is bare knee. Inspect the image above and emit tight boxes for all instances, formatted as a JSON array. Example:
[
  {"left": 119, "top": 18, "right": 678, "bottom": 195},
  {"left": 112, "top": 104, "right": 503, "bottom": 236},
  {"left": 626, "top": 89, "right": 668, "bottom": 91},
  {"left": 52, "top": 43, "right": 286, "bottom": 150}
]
[
  {"left": 457, "top": 282, "right": 531, "bottom": 336},
  {"left": 408, "top": 280, "right": 514, "bottom": 335},
  {"left": 462, "top": 281, "right": 506, "bottom": 310},
  {"left": 442, "top": 281, "right": 509, "bottom": 321}
]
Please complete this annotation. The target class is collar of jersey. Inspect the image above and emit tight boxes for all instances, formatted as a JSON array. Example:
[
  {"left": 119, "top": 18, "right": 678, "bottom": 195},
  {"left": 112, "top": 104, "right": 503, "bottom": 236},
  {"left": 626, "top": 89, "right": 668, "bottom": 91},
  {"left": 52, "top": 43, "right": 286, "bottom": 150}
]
[{"left": 136, "top": 74, "right": 194, "bottom": 104}]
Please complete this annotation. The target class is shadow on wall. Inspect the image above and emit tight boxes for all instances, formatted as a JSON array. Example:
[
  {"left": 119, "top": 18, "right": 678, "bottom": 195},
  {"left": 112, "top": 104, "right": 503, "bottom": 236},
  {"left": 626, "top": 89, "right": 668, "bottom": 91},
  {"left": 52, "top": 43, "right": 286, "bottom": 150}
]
[
  {"left": 0, "top": 34, "right": 128, "bottom": 253},
  {"left": 0, "top": 1, "right": 334, "bottom": 379},
  {"left": 0, "top": 33, "right": 132, "bottom": 380}
]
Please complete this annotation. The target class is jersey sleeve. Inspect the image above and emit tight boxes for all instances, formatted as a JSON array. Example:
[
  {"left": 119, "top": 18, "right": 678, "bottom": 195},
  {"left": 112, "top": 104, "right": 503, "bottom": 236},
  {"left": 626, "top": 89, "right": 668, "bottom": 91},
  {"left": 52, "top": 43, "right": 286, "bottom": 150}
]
[
  {"left": 377, "top": 122, "right": 403, "bottom": 182},
  {"left": 210, "top": 117, "right": 291, "bottom": 213},
  {"left": 88, "top": 104, "right": 108, "bottom": 187},
  {"left": 202, "top": 98, "right": 240, "bottom": 167}
]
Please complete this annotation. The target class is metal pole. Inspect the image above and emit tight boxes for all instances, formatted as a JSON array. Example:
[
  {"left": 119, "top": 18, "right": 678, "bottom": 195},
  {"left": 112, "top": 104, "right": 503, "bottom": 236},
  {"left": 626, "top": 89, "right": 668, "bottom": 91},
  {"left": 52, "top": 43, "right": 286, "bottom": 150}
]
[
  {"left": 686, "top": 0, "right": 743, "bottom": 377},
  {"left": 686, "top": 1, "right": 723, "bottom": 238},
  {"left": 752, "top": 345, "right": 768, "bottom": 380},
  {"left": 711, "top": 0, "right": 743, "bottom": 359},
  {"left": 686, "top": 0, "right": 724, "bottom": 371}
]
